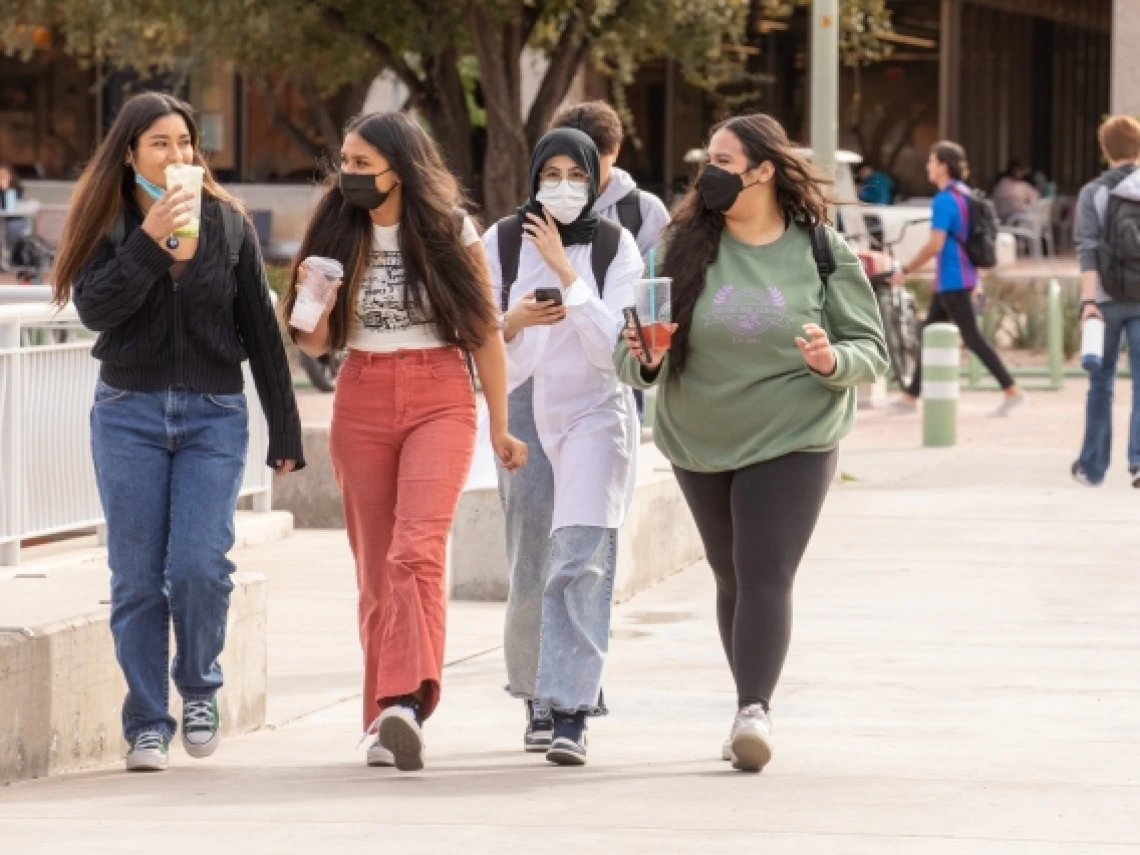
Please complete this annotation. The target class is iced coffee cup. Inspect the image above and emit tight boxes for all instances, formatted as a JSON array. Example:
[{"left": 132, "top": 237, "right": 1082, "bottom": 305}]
[
  {"left": 289, "top": 256, "right": 344, "bottom": 333},
  {"left": 164, "top": 163, "right": 205, "bottom": 238},
  {"left": 634, "top": 277, "right": 673, "bottom": 350}
]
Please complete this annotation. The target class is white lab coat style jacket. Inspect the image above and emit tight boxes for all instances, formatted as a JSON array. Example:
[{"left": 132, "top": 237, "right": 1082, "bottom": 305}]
[{"left": 483, "top": 222, "right": 643, "bottom": 532}]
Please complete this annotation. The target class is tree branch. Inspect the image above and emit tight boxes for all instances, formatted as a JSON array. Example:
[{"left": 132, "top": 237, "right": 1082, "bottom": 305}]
[
  {"left": 259, "top": 77, "right": 322, "bottom": 162},
  {"left": 319, "top": 5, "right": 427, "bottom": 102},
  {"left": 523, "top": 0, "right": 598, "bottom": 148}
]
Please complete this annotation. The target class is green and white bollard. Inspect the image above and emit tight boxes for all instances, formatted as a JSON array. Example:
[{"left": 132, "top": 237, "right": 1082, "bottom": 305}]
[{"left": 922, "top": 322, "right": 960, "bottom": 447}]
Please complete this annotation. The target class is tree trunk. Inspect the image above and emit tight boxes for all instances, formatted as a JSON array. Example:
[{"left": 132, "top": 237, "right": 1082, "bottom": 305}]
[
  {"left": 467, "top": 5, "right": 529, "bottom": 222},
  {"left": 422, "top": 46, "right": 477, "bottom": 198}
]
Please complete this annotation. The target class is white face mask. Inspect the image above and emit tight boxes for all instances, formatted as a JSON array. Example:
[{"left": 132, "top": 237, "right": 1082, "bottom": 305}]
[{"left": 536, "top": 181, "right": 589, "bottom": 225}]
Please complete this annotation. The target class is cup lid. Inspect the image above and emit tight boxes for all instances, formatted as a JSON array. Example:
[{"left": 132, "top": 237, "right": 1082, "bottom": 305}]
[{"left": 305, "top": 256, "right": 344, "bottom": 277}]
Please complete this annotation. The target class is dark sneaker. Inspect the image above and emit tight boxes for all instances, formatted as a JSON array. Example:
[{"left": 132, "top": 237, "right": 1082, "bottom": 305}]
[
  {"left": 546, "top": 712, "right": 588, "bottom": 766},
  {"left": 182, "top": 697, "right": 221, "bottom": 759},
  {"left": 126, "top": 731, "right": 169, "bottom": 772},
  {"left": 524, "top": 701, "right": 553, "bottom": 753},
  {"left": 1131, "top": 467, "right": 1140, "bottom": 489},
  {"left": 1071, "top": 462, "right": 1100, "bottom": 487},
  {"left": 378, "top": 696, "right": 425, "bottom": 772}
]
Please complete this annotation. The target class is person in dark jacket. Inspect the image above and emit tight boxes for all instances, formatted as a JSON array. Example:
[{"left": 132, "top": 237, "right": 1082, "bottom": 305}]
[{"left": 51, "top": 92, "right": 304, "bottom": 773}]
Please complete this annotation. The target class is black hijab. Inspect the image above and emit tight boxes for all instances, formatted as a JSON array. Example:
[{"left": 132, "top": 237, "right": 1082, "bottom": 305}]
[{"left": 516, "top": 127, "right": 600, "bottom": 246}]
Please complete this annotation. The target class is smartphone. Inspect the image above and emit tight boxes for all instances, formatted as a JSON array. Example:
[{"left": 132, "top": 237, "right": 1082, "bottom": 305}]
[
  {"left": 623, "top": 307, "right": 652, "bottom": 365},
  {"left": 534, "top": 287, "right": 563, "bottom": 306}
]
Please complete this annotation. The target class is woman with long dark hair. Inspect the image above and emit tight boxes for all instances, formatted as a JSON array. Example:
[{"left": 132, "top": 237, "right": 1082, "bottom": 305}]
[
  {"left": 285, "top": 111, "right": 526, "bottom": 772},
  {"left": 53, "top": 92, "right": 304, "bottom": 772},
  {"left": 616, "top": 114, "right": 888, "bottom": 772}
]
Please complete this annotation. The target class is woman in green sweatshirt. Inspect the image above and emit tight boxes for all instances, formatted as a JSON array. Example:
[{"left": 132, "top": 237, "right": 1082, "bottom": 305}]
[{"left": 615, "top": 114, "right": 888, "bottom": 773}]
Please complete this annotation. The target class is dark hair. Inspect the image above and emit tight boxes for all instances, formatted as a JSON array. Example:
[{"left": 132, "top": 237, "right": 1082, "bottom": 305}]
[
  {"left": 931, "top": 140, "right": 970, "bottom": 182},
  {"left": 52, "top": 92, "right": 241, "bottom": 305},
  {"left": 549, "top": 101, "right": 624, "bottom": 157},
  {"left": 662, "top": 113, "right": 831, "bottom": 372},
  {"left": 284, "top": 111, "right": 495, "bottom": 352}
]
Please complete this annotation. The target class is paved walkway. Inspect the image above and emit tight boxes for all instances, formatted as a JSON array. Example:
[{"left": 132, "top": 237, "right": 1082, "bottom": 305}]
[{"left": 2, "top": 382, "right": 1139, "bottom": 852}]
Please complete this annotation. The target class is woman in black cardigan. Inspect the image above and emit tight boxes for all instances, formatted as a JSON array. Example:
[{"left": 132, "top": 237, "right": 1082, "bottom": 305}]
[{"left": 52, "top": 92, "right": 304, "bottom": 773}]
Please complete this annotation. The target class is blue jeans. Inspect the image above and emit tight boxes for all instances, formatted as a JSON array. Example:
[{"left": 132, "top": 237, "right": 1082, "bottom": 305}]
[
  {"left": 1077, "top": 302, "right": 1140, "bottom": 483},
  {"left": 91, "top": 381, "right": 248, "bottom": 741},
  {"left": 499, "top": 380, "right": 618, "bottom": 716}
]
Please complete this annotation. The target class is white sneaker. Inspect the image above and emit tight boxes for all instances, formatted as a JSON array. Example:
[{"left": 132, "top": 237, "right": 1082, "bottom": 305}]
[
  {"left": 721, "top": 738, "right": 734, "bottom": 762},
  {"left": 366, "top": 738, "right": 395, "bottom": 767},
  {"left": 378, "top": 703, "right": 425, "bottom": 771},
  {"left": 729, "top": 704, "right": 774, "bottom": 773},
  {"left": 125, "top": 731, "right": 169, "bottom": 772},
  {"left": 181, "top": 697, "right": 221, "bottom": 759},
  {"left": 990, "top": 391, "right": 1028, "bottom": 417}
]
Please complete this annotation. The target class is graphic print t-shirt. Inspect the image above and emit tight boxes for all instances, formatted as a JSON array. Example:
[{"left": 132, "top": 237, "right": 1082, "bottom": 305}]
[{"left": 348, "top": 216, "right": 481, "bottom": 352}]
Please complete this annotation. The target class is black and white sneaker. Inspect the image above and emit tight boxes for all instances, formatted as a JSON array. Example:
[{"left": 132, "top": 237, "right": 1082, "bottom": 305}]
[
  {"left": 546, "top": 712, "right": 588, "bottom": 766},
  {"left": 182, "top": 697, "right": 221, "bottom": 759},
  {"left": 1072, "top": 462, "right": 1100, "bottom": 487},
  {"left": 378, "top": 696, "right": 425, "bottom": 772},
  {"left": 524, "top": 700, "right": 553, "bottom": 753},
  {"left": 1131, "top": 466, "right": 1139, "bottom": 489},
  {"left": 125, "top": 730, "right": 169, "bottom": 772}
]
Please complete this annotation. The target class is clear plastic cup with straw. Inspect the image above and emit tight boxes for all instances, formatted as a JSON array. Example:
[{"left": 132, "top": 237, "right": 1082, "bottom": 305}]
[
  {"left": 164, "top": 163, "right": 205, "bottom": 238},
  {"left": 290, "top": 256, "right": 343, "bottom": 333}
]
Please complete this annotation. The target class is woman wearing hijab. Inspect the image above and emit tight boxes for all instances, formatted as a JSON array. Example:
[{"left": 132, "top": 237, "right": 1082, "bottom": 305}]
[{"left": 483, "top": 128, "right": 643, "bottom": 765}]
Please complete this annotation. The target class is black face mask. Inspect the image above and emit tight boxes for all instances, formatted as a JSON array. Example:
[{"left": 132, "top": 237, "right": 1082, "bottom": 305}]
[
  {"left": 698, "top": 164, "right": 756, "bottom": 213},
  {"left": 340, "top": 169, "right": 395, "bottom": 211}
]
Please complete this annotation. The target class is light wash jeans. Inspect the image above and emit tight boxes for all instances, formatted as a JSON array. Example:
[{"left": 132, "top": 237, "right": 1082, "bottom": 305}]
[
  {"left": 91, "top": 381, "right": 248, "bottom": 741},
  {"left": 1077, "top": 301, "right": 1140, "bottom": 483},
  {"left": 499, "top": 379, "right": 618, "bottom": 716}
]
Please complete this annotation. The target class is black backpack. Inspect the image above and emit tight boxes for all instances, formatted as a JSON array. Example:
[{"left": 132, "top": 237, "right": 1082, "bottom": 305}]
[
  {"left": 949, "top": 186, "right": 998, "bottom": 269},
  {"left": 496, "top": 214, "right": 624, "bottom": 311},
  {"left": 614, "top": 188, "right": 644, "bottom": 238},
  {"left": 108, "top": 205, "right": 245, "bottom": 270},
  {"left": 1096, "top": 177, "right": 1140, "bottom": 303}
]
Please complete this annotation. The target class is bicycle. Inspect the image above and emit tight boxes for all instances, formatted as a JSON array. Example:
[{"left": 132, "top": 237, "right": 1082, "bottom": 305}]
[{"left": 855, "top": 218, "right": 926, "bottom": 389}]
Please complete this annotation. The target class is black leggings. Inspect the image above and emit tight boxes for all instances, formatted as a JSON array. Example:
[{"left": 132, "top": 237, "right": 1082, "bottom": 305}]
[
  {"left": 905, "top": 289, "right": 1015, "bottom": 397},
  {"left": 674, "top": 450, "right": 837, "bottom": 710}
]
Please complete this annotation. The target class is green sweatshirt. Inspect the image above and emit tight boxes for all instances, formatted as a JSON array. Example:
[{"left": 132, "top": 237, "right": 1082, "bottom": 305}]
[{"left": 614, "top": 224, "right": 888, "bottom": 473}]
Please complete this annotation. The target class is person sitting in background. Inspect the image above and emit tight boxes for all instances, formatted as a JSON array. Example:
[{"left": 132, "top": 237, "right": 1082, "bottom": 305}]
[
  {"left": 856, "top": 163, "right": 893, "bottom": 205},
  {"left": 1, "top": 162, "right": 29, "bottom": 247},
  {"left": 989, "top": 158, "right": 1040, "bottom": 222}
]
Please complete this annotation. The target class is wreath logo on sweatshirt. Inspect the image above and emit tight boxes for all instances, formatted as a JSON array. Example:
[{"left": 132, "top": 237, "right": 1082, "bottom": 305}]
[{"left": 704, "top": 285, "right": 793, "bottom": 342}]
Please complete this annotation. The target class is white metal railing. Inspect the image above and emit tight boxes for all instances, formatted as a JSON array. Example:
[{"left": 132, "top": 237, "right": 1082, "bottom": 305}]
[{"left": 0, "top": 302, "right": 273, "bottom": 566}]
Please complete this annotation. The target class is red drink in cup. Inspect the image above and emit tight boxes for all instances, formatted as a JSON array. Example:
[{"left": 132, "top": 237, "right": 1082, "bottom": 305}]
[{"left": 634, "top": 277, "right": 672, "bottom": 351}]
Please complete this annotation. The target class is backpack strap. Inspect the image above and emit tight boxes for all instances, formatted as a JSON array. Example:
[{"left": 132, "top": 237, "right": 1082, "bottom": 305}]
[
  {"left": 495, "top": 215, "right": 523, "bottom": 312},
  {"left": 808, "top": 225, "right": 836, "bottom": 288},
  {"left": 590, "top": 218, "right": 623, "bottom": 299},
  {"left": 615, "top": 188, "right": 643, "bottom": 238},
  {"left": 222, "top": 206, "right": 245, "bottom": 269}
]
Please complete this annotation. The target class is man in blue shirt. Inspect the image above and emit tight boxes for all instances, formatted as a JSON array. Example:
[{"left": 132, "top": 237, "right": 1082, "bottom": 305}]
[{"left": 889, "top": 141, "right": 1025, "bottom": 416}]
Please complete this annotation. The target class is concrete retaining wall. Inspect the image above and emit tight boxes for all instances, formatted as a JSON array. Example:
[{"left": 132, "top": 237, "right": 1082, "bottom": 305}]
[{"left": 0, "top": 573, "right": 267, "bottom": 785}]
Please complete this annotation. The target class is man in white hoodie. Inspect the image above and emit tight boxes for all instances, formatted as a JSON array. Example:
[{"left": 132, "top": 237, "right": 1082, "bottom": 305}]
[{"left": 549, "top": 101, "right": 670, "bottom": 418}]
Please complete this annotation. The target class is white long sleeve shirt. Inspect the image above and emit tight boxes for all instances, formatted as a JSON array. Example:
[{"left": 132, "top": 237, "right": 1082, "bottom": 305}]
[{"left": 482, "top": 222, "right": 643, "bottom": 531}]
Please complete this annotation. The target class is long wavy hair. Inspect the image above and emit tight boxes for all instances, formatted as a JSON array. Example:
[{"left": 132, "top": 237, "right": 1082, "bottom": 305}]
[
  {"left": 663, "top": 113, "right": 831, "bottom": 371},
  {"left": 52, "top": 92, "right": 240, "bottom": 305},
  {"left": 284, "top": 111, "right": 494, "bottom": 352}
]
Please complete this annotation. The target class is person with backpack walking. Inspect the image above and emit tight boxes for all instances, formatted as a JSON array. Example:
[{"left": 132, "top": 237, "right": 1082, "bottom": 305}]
[
  {"left": 549, "top": 100, "right": 671, "bottom": 421},
  {"left": 615, "top": 114, "right": 888, "bottom": 772},
  {"left": 285, "top": 112, "right": 526, "bottom": 772},
  {"left": 50, "top": 92, "right": 304, "bottom": 772},
  {"left": 888, "top": 141, "right": 1027, "bottom": 417},
  {"left": 486, "top": 127, "right": 643, "bottom": 766},
  {"left": 1072, "top": 116, "right": 1140, "bottom": 488}
]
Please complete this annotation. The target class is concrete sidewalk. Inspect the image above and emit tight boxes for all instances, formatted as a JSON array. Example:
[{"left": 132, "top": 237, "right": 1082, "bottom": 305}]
[{"left": 2, "top": 384, "right": 1139, "bottom": 852}]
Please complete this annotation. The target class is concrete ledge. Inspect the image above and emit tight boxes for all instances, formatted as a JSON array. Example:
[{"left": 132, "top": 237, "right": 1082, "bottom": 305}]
[
  {"left": 0, "top": 512, "right": 290, "bottom": 785},
  {"left": 271, "top": 426, "right": 344, "bottom": 529},
  {"left": 450, "top": 445, "right": 705, "bottom": 603}
]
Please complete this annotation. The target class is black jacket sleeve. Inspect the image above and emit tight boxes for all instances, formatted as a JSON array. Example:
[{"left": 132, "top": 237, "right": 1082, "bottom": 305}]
[
  {"left": 232, "top": 216, "right": 306, "bottom": 470},
  {"left": 72, "top": 227, "right": 174, "bottom": 332}
]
